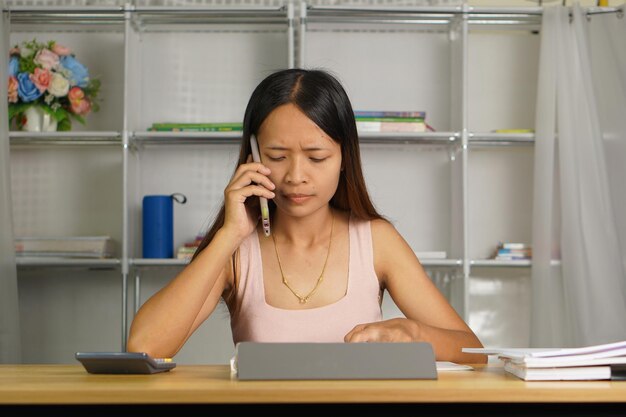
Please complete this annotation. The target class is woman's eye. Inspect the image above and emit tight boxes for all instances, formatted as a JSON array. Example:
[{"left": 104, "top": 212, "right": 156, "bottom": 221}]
[
  {"left": 268, "top": 156, "right": 285, "bottom": 161},
  {"left": 310, "top": 158, "right": 326, "bottom": 163}
]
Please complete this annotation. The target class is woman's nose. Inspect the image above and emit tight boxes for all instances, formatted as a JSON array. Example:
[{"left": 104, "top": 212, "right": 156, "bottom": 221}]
[{"left": 285, "top": 157, "right": 307, "bottom": 184}]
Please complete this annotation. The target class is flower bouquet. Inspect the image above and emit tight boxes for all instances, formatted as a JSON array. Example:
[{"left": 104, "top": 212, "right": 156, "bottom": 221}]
[{"left": 7, "top": 39, "right": 100, "bottom": 131}]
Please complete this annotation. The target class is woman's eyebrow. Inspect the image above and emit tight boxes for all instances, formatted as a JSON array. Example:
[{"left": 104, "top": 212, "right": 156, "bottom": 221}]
[{"left": 266, "top": 145, "right": 329, "bottom": 151}]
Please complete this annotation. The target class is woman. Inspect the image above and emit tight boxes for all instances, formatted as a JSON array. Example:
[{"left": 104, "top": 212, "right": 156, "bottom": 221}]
[{"left": 128, "top": 68, "right": 487, "bottom": 364}]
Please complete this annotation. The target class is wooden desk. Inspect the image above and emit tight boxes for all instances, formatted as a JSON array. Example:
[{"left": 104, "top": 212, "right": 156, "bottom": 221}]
[{"left": 1, "top": 364, "right": 625, "bottom": 415}]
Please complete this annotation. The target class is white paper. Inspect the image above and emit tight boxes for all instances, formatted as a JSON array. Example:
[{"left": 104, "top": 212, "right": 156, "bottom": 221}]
[{"left": 436, "top": 361, "right": 473, "bottom": 371}]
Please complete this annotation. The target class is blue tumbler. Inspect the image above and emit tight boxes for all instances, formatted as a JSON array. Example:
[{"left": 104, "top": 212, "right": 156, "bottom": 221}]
[{"left": 142, "top": 193, "right": 187, "bottom": 258}]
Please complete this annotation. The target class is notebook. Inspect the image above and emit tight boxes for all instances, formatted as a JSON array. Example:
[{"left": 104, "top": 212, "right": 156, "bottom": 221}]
[{"left": 232, "top": 342, "right": 437, "bottom": 380}]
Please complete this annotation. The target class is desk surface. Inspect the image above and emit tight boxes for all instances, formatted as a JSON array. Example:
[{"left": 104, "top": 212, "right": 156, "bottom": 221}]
[{"left": 1, "top": 364, "right": 625, "bottom": 405}]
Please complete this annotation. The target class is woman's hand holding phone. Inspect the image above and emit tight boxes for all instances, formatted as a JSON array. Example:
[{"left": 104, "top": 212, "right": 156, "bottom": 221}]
[{"left": 221, "top": 149, "right": 275, "bottom": 242}]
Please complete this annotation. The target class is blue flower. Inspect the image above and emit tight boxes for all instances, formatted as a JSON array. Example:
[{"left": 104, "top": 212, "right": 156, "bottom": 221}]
[
  {"left": 8, "top": 56, "right": 19, "bottom": 77},
  {"left": 60, "top": 55, "right": 89, "bottom": 87},
  {"left": 17, "top": 72, "right": 43, "bottom": 102}
]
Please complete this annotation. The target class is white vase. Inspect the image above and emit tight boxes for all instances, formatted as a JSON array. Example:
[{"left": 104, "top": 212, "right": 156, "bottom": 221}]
[{"left": 22, "top": 106, "right": 58, "bottom": 132}]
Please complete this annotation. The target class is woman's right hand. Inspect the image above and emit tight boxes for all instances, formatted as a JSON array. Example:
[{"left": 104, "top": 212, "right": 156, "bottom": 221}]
[{"left": 221, "top": 155, "right": 275, "bottom": 242}]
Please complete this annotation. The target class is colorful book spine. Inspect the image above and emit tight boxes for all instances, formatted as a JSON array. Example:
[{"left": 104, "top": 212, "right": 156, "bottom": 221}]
[
  {"left": 149, "top": 127, "right": 242, "bottom": 132},
  {"left": 149, "top": 122, "right": 243, "bottom": 132},
  {"left": 355, "top": 116, "right": 425, "bottom": 123},
  {"left": 494, "top": 242, "right": 532, "bottom": 260},
  {"left": 356, "top": 121, "right": 427, "bottom": 133},
  {"left": 355, "top": 110, "right": 426, "bottom": 119}
]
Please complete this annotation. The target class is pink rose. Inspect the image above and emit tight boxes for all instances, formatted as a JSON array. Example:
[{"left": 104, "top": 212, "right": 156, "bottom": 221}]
[
  {"left": 68, "top": 87, "right": 91, "bottom": 115},
  {"left": 8, "top": 76, "right": 18, "bottom": 103},
  {"left": 68, "top": 86, "right": 85, "bottom": 102},
  {"left": 34, "top": 48, "right": 59, "bottom": 70},
  {"left": 52, "top": 43, "right": 71, "bottom": 56},
  {"left": 30, "top": 68, "right": 52, "bottom": 93},
  {"left": 70, "top": 98, "right": 91, "bottom": 116}
]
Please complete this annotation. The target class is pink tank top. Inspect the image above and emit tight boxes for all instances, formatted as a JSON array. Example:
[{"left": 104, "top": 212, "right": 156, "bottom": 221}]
[{"left": 230, "top": 214, "right": 383, "bottom": 344}]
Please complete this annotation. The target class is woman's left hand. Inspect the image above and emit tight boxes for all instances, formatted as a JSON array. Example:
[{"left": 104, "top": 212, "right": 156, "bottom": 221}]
[{"left": 344, "top": 318, "right": 421, "bottom": 343}]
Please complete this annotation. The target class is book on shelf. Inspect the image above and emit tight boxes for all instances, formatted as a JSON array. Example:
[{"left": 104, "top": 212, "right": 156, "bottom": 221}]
[
  {"left": 15, "top": 236, "right": 113, "bottom": 258},
  {"left": 148, "top": 122, "right": 243, "bottom": 132},
  {"left": 493, "top": 242, "right": 531, "bottom": 260},
  {"left": 176, "top": 235, "right": 203, "bottom": 260},
  {"left": 355, "top": 110, "right": 426, "bottom": 119},
  {"left": 176, "top": 247, "right": 196, "bottom": 260},
  {"left": 355, "top": 116, "right": 425, "bottom": 123},
  {"left": 356, "top": 121, "right": 427, "bottom": 133},
  {"left": 494, "top": 254, "right": 531, "bottom": 261},
  {"left": 354, "top": 110, "right": 432, "bottom": 133},
  {"left": 463, "top": 340, "right": 626, "bottom": 381},
  {"left": 498, "top": 242, "right": 530, "bottom": 250}
]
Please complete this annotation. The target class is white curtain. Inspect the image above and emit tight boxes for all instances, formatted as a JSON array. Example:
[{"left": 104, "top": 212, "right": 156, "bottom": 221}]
[
  {"left": 531, "top": 4, "right": 626, "bottom": 348},
  {"left": 0, "top": 10, "right": 21, "bottom": 362}
]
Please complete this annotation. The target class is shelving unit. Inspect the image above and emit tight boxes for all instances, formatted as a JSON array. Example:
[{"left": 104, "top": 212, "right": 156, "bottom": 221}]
[
  {"left": 5, "top": 1, "right": 621, "bottom": 361},
  {"left": 3, "top": 2, "right": 295, "bottom": 353},
  {"left": 16, "top": 257, "right": 121, "bottom": 268},
  {"left": 299, "top": 2, "right": 623, "bottom": 347},
  {"left": 9, "top": 131, "right": 122, "bottom": 146},
  {"left": 124, "top": 3, "right": 295, "bottom": 350}
]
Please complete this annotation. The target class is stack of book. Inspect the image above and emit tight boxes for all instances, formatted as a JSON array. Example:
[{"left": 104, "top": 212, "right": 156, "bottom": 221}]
[
  {"left": 493, "top": 242, "right": 531, "bottom": 260},
  {"left": 354, "top": 111, "right": 431, "bottom": 133},
  {"left": 148, "top": 122, "right": 243, "bottom": 132},
  {"left": 176, "top": 235, "right": 204, "bottom": 260},
  {"left": 463, "top": 341, "right": 626, "bottom": 381},
  {"left": 15, "top": 236, "right": 114, "bottom": 259}
]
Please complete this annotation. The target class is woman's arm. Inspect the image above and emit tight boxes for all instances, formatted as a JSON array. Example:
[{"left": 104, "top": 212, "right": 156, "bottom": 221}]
[
  {"left": 128, "top": 159, "right": 275, "bottom": 358},
  {"left": 126, "top": 228, "right": 238, "bottom": 358},
  {"left": 345, "top": 219, "right": 487, "bottom": 364}
]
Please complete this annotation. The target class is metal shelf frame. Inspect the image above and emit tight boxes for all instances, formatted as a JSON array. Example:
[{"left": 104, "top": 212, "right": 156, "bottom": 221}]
[
  {"left": 16, "top": 257, "right": 121, "bottom": 268},
  {"left": 9, "top": 131, "right": 122, "bottom": 146},
  {"left": 299, "top": 2, "right": 622, "bottom": 321}
]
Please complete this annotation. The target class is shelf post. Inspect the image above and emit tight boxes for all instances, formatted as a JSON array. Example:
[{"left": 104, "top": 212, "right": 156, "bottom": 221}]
[
  {"left": 120, "top": 2, "right": 133, "bottom": 352},
  {"left": 460, "top": 2, "right": 470, "bottom": 322}
]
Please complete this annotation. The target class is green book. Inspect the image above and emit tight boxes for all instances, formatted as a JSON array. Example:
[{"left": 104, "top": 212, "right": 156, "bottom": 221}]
[
  {"left": 149, "top": 122, "right": 243, "bottom": 132},
  {"left": 150, "top": 122, "right": 243, "bottom": 129},
  {"left": 355, "top": 116, "right": 425, "bottom": 123},
  {"left": 149, "top": 126, "right": 242, "bottom": 132}
]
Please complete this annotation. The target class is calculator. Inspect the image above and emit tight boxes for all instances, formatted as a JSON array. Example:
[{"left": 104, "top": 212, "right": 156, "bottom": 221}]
[{"left": 75, "top": 352, "right": 176, "bottom": 374}]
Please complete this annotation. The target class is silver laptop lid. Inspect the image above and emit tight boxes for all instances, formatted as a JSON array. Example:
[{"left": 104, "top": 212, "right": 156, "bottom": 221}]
[{"left": 235, "top": 342, "right": 437, "bottom": 380}]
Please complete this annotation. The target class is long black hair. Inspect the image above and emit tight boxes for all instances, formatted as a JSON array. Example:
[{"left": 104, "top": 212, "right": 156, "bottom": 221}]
[{"left": 191, "top": 69, "right": 382, "bottom": 280}]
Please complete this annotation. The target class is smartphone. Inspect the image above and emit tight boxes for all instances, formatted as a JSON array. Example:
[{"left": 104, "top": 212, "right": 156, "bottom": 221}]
[{"left": 250, "top": 135, "right": 271, "bottom": 237}]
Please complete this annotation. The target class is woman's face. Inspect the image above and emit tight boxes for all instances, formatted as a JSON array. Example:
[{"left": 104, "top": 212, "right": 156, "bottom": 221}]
[{"left": 256, "top": 103, "right": 342, "bottom": 217}]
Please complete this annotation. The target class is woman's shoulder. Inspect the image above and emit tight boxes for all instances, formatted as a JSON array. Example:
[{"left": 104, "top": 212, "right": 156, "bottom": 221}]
[
  {"left": 370, "top": 219, "right": 409, "bottom": 258},
  {"left": 369, "top": 217, "right": 398, "bottom": 240},
  {"left": 350, "top": 215, "right": 403, "bottom": 255}
]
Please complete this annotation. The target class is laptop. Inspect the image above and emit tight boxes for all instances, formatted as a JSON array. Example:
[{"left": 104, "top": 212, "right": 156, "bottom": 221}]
[{"left": 233, "top": 342, "right": 437, "bottom": 380}]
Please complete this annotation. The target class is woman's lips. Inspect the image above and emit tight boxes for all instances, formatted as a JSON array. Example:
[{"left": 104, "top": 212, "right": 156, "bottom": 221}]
[{"left": 284, "top": 193, "right": 312, "bottom": 204}]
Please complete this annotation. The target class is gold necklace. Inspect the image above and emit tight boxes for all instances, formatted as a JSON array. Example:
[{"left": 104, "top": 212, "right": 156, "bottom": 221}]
[{"left": 271, "top": 212, "right": 334, "bottom": 304}]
